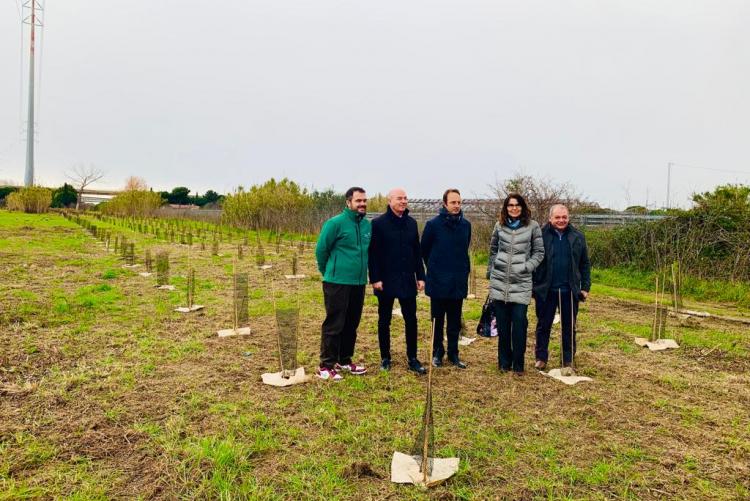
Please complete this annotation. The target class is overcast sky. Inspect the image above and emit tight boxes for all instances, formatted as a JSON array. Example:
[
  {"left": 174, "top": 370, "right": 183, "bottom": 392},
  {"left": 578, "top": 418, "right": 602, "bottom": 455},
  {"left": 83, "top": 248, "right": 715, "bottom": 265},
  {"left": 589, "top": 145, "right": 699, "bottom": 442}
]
[{"left": 1, "top": 0, "right": 748, "bottom": 209}]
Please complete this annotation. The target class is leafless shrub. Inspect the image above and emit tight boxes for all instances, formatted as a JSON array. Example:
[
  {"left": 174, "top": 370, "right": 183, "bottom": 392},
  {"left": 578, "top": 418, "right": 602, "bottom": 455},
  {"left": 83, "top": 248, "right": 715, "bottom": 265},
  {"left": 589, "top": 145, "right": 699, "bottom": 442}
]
[
  {"left": 66, "top": 164, "right": 105, "bottom": 210},
  {"left": 487, "top": 172, "right": 590, "bottom": 222}
]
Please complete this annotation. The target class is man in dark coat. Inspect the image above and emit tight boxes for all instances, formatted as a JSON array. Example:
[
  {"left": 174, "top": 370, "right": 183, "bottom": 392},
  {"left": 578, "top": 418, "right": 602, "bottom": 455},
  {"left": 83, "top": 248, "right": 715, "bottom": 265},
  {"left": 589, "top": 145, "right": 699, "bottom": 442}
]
[
  {"left": 532, "top": 204, "right": 591, "bottom": 374},
  {"left": 421, "top": 188, "right": 472, "bottom": 369},
  {"left": 369, "top": 188, "right": 427, "bottom": 374}
]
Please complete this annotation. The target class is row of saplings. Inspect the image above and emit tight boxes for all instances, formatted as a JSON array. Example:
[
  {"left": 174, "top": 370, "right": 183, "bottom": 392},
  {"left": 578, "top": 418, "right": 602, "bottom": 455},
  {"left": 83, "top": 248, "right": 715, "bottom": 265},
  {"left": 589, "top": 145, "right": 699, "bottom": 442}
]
[{"left": 65, "top": 211, "right": 683, "bottom": 488}]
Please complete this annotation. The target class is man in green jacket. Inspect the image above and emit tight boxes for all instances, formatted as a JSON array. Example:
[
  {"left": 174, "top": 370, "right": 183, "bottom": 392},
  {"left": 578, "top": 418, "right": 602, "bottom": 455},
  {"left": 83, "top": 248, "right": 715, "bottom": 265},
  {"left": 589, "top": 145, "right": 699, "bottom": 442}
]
[{"left": 315, "top": 187, "right": 372, "bottom": 381}]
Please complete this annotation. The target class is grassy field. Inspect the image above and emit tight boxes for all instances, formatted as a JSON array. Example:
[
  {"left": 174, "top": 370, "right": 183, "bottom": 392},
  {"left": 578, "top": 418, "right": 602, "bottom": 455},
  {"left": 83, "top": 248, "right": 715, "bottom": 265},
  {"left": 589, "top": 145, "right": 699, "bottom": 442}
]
[{"left": 1, "top": 210, "right": 749, "bottom": 500}]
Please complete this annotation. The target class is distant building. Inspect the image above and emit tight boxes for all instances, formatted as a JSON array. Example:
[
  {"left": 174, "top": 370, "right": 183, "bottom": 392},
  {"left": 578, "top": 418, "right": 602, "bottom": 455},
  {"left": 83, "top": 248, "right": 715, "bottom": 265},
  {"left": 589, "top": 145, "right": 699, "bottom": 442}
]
[{"left": 80, "top": 189, "right": 119, "bottom": 206}]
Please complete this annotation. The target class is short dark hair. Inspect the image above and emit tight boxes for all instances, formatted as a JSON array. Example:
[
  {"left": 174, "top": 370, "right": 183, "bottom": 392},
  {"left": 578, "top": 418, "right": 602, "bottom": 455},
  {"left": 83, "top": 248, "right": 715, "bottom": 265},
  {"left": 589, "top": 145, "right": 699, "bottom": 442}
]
[
  {"left": 345, "top": 187, "right": 366, "bottom": 201},
  {"left": 500, "top": 193, "right": 531, "bottom": 226},
  {"left": 442, "top": 188, "right": 461, "bottom": 204}
]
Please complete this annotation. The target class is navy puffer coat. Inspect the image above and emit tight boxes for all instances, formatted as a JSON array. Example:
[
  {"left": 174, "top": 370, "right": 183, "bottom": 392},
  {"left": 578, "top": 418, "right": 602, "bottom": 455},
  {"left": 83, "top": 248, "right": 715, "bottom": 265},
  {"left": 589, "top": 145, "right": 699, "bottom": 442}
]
[{"left": 421, "top": 208, "right": 471, "bottom": 299}]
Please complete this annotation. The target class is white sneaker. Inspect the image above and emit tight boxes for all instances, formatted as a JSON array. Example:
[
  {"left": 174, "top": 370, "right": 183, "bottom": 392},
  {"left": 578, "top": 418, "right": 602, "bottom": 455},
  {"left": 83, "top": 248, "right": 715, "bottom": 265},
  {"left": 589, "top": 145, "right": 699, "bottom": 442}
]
[
  {"left": 316, "top": 367, "right": 343, "bottom": 381},
  {"left": 335, "top": 362, "right": 367, "bottom": 375}
]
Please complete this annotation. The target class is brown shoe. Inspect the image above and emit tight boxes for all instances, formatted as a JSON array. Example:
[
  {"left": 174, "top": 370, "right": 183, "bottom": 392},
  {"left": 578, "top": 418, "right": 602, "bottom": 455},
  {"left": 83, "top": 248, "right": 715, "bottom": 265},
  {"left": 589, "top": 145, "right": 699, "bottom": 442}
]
[
  {"left": 534, "top": 360, "right": 547, "bottom": 370},
  {"left": 513, "top": 371, "right": 524, "bottom": 377}
]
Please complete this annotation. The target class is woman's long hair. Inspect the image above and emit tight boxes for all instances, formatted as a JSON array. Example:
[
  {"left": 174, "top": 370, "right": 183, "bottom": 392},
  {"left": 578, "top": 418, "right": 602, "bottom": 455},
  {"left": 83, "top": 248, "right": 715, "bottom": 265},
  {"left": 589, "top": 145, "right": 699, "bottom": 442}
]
[{"left": 500, "top": 193, "right": 531, "bottom": 226}]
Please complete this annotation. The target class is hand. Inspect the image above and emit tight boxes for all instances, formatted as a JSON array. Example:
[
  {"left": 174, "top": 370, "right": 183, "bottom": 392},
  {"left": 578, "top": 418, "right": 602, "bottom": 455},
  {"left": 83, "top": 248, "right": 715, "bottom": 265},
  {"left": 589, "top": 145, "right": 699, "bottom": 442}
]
[
  {"left": 417, "top": 280, "right": 425, "bottom": 291},
  {"left": 580, "top": 290, "right": 589, "bottom": 299},
  {"left": 372, "top": 281, "right": 383, "bottom": 291}
]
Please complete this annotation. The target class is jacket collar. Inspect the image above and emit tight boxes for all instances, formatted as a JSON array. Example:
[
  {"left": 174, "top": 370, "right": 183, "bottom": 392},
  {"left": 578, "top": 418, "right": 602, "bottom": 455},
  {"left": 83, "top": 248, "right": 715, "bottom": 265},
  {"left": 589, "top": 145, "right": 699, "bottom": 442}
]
[
  {"left": 343, "top": 207, "right": 365, "bottom": 222},
  {"left": 543, "top": 222, "right": 577, "bottom": 236},
  {"left": 386, "top": 205, "right": 409, "bottom": 220},
  {"left": 439, "top": 207, "right": 464, "bottom": 226}
]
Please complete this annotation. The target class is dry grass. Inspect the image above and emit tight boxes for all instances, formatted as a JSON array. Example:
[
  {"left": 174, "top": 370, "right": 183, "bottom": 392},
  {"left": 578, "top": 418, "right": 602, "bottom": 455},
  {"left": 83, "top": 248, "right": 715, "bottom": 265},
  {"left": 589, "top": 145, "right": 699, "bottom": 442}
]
[{"left": 1, "top": 210, "right": 749, "bottom": 500}]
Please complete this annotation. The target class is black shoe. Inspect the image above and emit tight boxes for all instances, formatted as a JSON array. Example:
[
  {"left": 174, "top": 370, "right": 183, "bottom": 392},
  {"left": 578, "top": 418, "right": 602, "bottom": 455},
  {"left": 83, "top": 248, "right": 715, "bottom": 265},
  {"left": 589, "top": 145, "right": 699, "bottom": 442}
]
[
  {"left": 432, "top": 356, "right": 443, "bottom": 367},
  {"left": 380, "top": 358, "right": 391, "bottom": 371},
  {"left": 449, "top": 357, "right": 467, "bottom": 369},
  {"left": 499, "top": 365, "right": 511, "bottom": 373},
  {"left": 408, "top": 358, "right": 427, "bottom": 375}
]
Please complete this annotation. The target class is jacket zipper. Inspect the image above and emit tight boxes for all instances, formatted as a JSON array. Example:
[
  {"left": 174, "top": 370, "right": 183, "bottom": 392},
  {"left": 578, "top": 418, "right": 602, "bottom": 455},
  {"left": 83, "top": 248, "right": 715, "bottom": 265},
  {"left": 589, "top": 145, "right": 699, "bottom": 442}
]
[
  {"left": 356, "top": 221, "right": 363, "bottom": 282},
  {"left": 504, "top": 228, "right": 515, "bottom": 302}
]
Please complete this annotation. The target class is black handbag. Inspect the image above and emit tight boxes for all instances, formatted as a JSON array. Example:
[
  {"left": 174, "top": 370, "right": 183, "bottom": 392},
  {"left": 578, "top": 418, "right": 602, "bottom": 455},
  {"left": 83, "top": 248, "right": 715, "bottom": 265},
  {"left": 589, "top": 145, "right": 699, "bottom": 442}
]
[{"left": 476, "top": 296, "right": 495, "bottom": 337}]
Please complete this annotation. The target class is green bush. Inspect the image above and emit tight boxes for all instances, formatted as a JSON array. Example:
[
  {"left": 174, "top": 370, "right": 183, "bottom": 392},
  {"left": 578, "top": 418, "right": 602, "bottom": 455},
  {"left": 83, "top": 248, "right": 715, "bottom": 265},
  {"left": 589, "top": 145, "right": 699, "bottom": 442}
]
[
  {"left": 222, "top": 178, "right": 314, "bottom": 232},
  {"left": 51, "top": 183, "right": 78, "bottom": 208},
  {"left": 0, "top": 186, "right": 19, "bottom": 205},
  {"left": 6, "top": 186, "right": 53, "bottom": 213},
  {"left": 587, "top": 184, "right": 750, "bottom": 283},
  {"left": 100, "top": 190, "right": 164, "bottom": 217}
]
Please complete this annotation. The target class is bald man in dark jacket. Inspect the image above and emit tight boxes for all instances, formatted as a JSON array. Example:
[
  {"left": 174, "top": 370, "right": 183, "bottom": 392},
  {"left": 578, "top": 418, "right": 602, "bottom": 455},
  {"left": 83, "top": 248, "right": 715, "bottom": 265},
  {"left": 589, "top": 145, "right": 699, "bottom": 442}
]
[
  {"left": 532, "top": 204, "right": 591, "bottom": 373},
  {"left": 369, "top": 188, "right": 427, "bottom": 374}
]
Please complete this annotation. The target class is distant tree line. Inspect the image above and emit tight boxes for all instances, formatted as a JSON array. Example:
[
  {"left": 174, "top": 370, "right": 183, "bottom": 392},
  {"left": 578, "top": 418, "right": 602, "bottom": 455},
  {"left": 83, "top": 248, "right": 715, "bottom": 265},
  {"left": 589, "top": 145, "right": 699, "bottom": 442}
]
[
  {"left": 9, "top": 175, "right": 748, "bottom": 284},
  {"left": 157, "top": 186, "right": 224, "bottom": 207},
  {"left": 220, "top": 178, "right": 393, "bottom": 233},
  {"left": 0, "top": 181, "right": 228, "bottom": 211},
  {"left": 0, "top": 183, "right": 79, "bottom": 212}
]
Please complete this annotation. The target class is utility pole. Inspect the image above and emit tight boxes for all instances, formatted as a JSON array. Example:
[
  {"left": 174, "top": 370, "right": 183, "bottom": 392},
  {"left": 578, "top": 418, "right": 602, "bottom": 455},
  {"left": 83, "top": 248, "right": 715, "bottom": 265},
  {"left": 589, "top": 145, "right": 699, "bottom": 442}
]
[
  {"left": 666, "top": 162, "right": 673, "bottom": 209},
  {"left": 23, "top": 0, "right": 43, "bottom": 187}
]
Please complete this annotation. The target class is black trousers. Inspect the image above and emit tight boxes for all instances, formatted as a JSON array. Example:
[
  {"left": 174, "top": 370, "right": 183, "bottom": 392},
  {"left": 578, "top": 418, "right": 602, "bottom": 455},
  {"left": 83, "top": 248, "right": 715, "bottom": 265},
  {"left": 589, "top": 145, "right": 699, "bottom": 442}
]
[
  {"left": 377, "top": 295, "right": 418, "bottom": 360},
  {"left": 320, "top": 282, "right": 365, "bottom": 369},
  {"left": 534, "top": 289, "right": 579, "bottom": 365},
  {"left": 430, "top": 298, "right": 463, "bottom": 360},
  {"left": 493, "top": 300, "right": 529, "bottom": 372}
]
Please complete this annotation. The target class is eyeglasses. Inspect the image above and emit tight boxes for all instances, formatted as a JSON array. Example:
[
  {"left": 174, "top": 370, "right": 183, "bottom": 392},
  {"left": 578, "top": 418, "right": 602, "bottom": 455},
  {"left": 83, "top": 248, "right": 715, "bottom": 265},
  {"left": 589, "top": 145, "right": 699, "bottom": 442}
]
[{"left": 507, "top": 204, "right": 521, "bottom": 208}]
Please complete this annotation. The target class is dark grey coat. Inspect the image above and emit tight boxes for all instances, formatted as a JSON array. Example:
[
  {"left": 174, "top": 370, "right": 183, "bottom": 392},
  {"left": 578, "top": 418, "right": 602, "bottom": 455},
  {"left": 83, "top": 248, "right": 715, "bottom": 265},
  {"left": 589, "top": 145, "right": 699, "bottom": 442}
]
[{"left": 486, "top": 220, "right": 545, "bottom": 305}]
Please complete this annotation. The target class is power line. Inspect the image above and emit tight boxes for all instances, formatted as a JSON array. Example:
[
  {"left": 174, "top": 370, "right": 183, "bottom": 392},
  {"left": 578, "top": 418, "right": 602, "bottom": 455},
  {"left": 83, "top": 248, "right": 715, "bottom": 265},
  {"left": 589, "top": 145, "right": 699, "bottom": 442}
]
[
  {"left": 671, "top": 162, "right": 750, "bottom": 177},
  {"left": 667, "top": 161, "right": 749, "bottom": 209}
]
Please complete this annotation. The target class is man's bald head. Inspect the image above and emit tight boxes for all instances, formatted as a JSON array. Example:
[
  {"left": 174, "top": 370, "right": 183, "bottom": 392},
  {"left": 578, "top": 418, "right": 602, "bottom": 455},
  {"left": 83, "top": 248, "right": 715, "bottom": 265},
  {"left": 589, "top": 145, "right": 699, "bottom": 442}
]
[{"left": 387, "top": 188, "right": 408, "bottom": 216}]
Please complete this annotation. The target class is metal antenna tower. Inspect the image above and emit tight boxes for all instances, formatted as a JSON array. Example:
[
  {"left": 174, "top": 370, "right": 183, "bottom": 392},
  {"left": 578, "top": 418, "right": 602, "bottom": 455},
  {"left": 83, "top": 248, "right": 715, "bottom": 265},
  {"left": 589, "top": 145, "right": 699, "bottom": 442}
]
[{"left": 23, "top": 0, "right": 44, "bottom": 187}]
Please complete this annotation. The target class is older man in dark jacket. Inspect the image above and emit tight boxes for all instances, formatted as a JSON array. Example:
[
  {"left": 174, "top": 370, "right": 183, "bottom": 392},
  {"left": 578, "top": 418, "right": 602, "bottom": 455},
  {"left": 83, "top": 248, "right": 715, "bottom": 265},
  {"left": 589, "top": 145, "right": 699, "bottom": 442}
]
[
  {"left": 532, "top": 204, "right": 591, "bottom": 373},
  {"left": 369, "top": 188, "right": 427, "bottom": 374},
  {"left": 421, "top": 189, "right": 472, "bottom": 369}
]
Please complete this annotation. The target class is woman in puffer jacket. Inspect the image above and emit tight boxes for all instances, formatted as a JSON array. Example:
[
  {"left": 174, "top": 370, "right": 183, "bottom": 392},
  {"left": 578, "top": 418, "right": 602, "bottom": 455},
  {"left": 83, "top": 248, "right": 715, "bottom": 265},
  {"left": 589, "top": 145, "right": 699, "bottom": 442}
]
[{"left": 486, "top": 193, "right": 544, "bottom": 375}]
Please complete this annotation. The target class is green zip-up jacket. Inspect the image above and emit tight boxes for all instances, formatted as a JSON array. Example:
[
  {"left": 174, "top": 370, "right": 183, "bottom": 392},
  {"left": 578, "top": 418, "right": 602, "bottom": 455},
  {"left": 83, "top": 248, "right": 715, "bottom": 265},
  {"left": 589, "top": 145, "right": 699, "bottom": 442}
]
[{"left": 315, "top": 208, "right": 372, "bottom": 285}]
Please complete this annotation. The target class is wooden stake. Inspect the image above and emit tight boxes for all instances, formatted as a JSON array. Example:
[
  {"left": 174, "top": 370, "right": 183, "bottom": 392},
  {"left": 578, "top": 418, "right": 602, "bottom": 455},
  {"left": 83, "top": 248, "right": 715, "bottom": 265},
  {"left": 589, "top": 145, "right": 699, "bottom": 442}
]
[
  {"left": 558, "top": 289, "right": 563, "bottom": 368},
  {"left": 271, "top": 275, "right": 286, "bottom": 376},
  {"left": 233, "top": 260, "right": 238, "bottom": 331},
  {"left": 187, "top": 246, "right": 193, "bottom": 308},
  {"left": 423, "top": 319, "right": 435, "bottom": 484},
  {"left": 652, "top": 275, "right": 659, "bottom": 342},
  {"left": 570, "top": 290, "right": 576, "bottom": 370}
]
